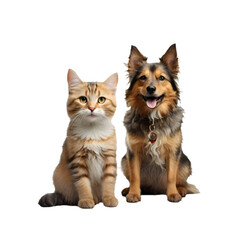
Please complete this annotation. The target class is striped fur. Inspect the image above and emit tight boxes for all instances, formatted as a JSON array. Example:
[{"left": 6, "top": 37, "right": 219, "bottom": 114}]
[{"left": 39, "top": 69, "right": 118, "bottom": 208}]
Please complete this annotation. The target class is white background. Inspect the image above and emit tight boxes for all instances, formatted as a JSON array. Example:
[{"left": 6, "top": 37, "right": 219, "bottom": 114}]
[{"left": 1, "top": 0, "right": 239, "bottom": 239}]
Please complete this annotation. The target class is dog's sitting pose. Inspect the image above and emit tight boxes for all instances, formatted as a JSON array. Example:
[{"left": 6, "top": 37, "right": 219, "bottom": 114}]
[{"left": 121, "top": 44, "right": 199, "bottom": 202}]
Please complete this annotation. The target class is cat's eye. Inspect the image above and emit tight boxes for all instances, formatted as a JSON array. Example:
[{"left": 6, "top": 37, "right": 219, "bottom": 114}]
[
  {"left": 139, "top": 75, "right": 147, "bottom": 80},
  {"left": 79, "top": 96, "right": 87, "bottom": 104},
  {"left": 98, "top": 96, "right": 106, "bottom": 104},
  {"left": 159, "top": 75, "right": 165, "bottom": 81}
]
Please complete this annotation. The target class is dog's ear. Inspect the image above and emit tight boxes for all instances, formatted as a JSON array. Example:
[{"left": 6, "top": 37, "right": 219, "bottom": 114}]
[
  {"left": 160, "top": 44, "right": 179, "bottom": 78},
  {"left": 128, "top": 46, "right": 147, "bottom": 76}
]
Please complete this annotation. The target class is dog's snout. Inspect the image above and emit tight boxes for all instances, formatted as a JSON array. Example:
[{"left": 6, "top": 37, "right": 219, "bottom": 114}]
[{"left": 146, "top": 85, "right": 156, "bottom": 94}]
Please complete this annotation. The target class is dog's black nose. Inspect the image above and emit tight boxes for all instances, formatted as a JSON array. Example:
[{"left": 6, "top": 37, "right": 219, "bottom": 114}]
[{"left": 146, "top": 86, "right": 156, "bottom": 94}]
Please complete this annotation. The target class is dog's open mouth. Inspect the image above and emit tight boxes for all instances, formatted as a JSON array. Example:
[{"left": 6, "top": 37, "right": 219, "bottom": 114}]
[{"left": 141, "top": 94, "right": 165, "bottom": 109}]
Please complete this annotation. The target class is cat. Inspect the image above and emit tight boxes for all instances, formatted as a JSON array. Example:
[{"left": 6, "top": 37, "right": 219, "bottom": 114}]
[{"left": 38, "top": 69, "right": 118, "bottom": 208}]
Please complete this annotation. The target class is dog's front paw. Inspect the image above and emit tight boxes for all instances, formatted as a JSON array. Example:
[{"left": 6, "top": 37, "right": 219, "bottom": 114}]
[
  {"left": 78, "top": 199, "right": 95, "bottom": 208},
  {"left": 126, "top": 193, "right": 141, "bottom": 203},
  {"left": 103, "top": 196, "right": 118, "bottom": 207},
  {"left": 167, "top": 193, "right": 182, "bottom": 202}
]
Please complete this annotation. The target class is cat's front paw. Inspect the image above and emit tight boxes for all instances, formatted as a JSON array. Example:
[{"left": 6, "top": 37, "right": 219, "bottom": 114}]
[
  {"left": 78, "top": 199, "right": 95, "bottom": 209},
  {"left": 103, "top": 196, "right": 118, "bottom": 207}
]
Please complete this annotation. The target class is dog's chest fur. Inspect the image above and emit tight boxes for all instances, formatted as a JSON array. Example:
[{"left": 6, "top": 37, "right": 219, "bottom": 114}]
[{"left": 124, "top": 106, "right": 184, "bottom": 167}]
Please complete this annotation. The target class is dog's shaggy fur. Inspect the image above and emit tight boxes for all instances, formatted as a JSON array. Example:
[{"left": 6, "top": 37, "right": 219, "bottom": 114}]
[{"left": 121, "top": 44, "right": 198, "bottom": 202}]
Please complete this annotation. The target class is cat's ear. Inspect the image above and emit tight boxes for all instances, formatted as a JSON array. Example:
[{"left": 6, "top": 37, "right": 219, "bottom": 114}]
[
  {"left": 104, "top": 73, "right": 118, "bottom": 93},
  {"left": 67, "top": 69, "right": 83, "bottom": 89}
]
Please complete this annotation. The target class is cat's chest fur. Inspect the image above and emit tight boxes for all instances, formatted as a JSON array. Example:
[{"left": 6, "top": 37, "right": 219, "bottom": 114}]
[
  {"left": 85, "top": 143, "right": 105, "bottom": 185},
  {"left": 69, "top": 118, "right": 115, "bottom": 140},
  {"left": 67, "top": 139, "right": 109, "bottom": 186}
]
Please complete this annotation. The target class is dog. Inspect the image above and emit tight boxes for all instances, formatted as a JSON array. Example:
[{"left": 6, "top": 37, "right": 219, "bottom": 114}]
[{"left": 121, "top": 44, "right": 199, "bottom": 202}]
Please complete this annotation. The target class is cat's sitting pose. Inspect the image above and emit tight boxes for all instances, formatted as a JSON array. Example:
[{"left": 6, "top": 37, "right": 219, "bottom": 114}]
[{"left": 39, "top": 69, "right": 118, "bottom": 208}]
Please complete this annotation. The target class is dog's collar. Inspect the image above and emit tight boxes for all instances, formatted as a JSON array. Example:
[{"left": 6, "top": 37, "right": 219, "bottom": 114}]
[{"left": 148, "top": 119, "right": 157, "bottom": 144}]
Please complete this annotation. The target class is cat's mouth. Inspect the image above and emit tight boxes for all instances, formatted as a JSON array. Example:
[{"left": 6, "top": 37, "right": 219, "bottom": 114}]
[
  {"left": 86, "top": 109, "right": 104, "bottom": 120},
  {"left": 88, "top": 111, "right": 101, "bottom": 119}
]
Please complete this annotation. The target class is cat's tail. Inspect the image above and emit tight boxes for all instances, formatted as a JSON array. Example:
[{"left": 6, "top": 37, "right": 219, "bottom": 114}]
[{"left": 38, "top": 192, "right": 66, "bottom": 207}]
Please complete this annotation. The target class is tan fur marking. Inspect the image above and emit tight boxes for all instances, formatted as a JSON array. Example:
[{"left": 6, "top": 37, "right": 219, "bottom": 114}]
[
  {"left": 140, "top": 68, "right": 150, "bottom": 77},
  {"left": 154, "top": 68, "right": 168, "bottom": 80}
]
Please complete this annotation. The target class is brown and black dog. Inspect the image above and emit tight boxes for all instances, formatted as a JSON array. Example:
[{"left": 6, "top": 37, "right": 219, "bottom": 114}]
[{"left": 121, "top": 44, "right": 199, "bottom": 202}]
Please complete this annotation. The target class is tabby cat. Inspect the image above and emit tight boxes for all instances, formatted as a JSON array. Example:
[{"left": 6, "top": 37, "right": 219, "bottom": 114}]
[{"left": 38, "top": 69, "right": 118, "bottom": 208}]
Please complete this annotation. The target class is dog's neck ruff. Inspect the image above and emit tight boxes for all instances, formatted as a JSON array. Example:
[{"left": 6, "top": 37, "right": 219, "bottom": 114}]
[
  {"left": 124, "top": 106, "right": 184, "bottom": 168},
  {"left": 124, "top": 106, "right": 184, "bottom": 138}
]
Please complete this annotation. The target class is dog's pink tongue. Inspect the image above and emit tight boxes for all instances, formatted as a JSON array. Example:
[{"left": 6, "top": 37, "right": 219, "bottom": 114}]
[{"left": 146, "top": 99, "right": 157, "bottom": 109}]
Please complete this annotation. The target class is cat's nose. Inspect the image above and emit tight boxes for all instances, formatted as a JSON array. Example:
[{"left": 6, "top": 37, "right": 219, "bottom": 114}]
[{"left": 89, "top": 106, "right": 95, "bottom": 112}]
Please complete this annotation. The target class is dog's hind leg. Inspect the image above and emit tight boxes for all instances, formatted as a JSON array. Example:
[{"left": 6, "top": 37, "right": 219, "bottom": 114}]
[
  {"left": 121, "top": 187, "right": 129, "bottom": 196},
  {"left": 177, "top": 152, "right": 199, "bottom": 196},
  {"left": 121, "top": 154, "right": 132, "bottom": 197}
]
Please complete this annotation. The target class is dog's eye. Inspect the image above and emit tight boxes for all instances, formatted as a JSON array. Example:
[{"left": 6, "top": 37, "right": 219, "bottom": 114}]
[
  {"left": 159, "top": 75, "right": 165, "bottom": 81},
  {"left": 139, "top": 75, "right": 147, "bottom": 80}
]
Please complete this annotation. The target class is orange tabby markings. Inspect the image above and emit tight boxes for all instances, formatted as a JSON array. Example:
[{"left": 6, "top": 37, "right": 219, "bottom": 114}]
[{"left": 38, "top": 69, "right": 118, "bottom": 208}]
